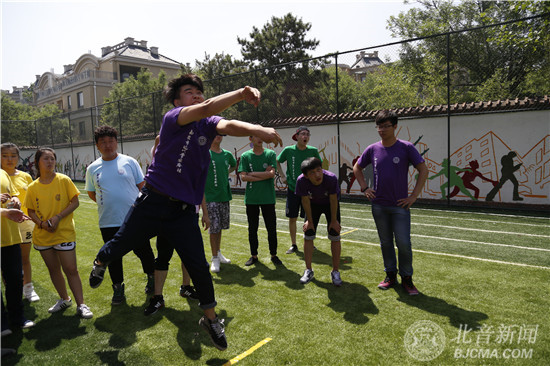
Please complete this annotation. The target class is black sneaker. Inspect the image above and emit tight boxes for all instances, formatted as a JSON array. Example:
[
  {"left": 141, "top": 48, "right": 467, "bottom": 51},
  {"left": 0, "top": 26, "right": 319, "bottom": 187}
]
[
  {"left": 245, "top": 256, "right": 258, "bottom": 266},
  {"left": 89, "top": 260, "right": 106, "bottom": 288},
  {"left": 145, "top": 274, "right": 155, "bottom": 294},
  {"left": 199, "top": 315, "right": 227, "bottom": 351},
  {"left": 111, "top": 283, "right": 126, "bottom": 305},
  {"left": 271, "top": 256, "right": 283, "bottom": 265},
  {"left": 144, "top": 295, "right": 164, "bottom": 316},
  {"left": 180, "top": 285, "right": 199, "bottom": 300},
  {"left": 285, "top": 244, "right": 298, "bottom": 254}
]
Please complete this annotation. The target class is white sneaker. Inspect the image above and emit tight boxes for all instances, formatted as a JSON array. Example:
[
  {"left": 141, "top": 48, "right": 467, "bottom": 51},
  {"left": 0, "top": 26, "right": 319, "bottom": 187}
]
[
  {"left": 300, "top": 269, "right": 314, "bottom": 284},
  {"left": 23, "top": 282, "right": 40, "bottom": 302},
  {"left": 217, "top": 251, "right": 231, "bottom": 264},
  {"left": 48, "top": 298, "right": 72, "bottom": 313},
  {"left": 210, "top": 256, "right": 221, "bottom": 273},
  {"left": 77, "top": 304, "right": 93, "bottom": 319},
  {"left": 21, "top": 320, "right": 35, "bottom": 329}
]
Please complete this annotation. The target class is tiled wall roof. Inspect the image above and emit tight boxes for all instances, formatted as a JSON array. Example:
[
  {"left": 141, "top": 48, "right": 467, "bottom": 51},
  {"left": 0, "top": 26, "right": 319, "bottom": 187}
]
[{"left": 263, "top": 95, "right": 550, "bottom": 127}]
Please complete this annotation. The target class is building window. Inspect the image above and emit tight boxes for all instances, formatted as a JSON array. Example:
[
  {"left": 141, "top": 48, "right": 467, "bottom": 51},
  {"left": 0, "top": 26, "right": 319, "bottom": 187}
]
[
  {"left": 79, "top": 121, "right": 86, "bottom": 137},
  {"left": 77, "top": 92, "right": 84, "bottom": 108},
  {"left": 67, "top": 95, "right": 72, "bottom": 110}
]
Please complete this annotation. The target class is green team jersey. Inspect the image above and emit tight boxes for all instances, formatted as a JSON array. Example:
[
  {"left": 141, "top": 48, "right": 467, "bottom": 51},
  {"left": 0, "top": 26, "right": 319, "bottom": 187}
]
[
  {"left": 238, "top": 148, "right": 277, "bottom": 205},
  {"left": 277, "top": 145, "right": 321, "bottom": 191},
  {"left": 205, "top": 149, "right": 237, "bottom": 203}
]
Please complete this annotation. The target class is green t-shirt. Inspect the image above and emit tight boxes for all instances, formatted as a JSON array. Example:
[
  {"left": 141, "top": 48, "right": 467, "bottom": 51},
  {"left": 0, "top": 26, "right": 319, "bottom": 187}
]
[
  {"left": 238, "top": 148, "right": 277, "bottom": 205},
  {"left": 277, "top": 145, "right": 321, "bottom": 191},
  {"left": 205, "top": 149, "right": 237, "bottom": 203}
]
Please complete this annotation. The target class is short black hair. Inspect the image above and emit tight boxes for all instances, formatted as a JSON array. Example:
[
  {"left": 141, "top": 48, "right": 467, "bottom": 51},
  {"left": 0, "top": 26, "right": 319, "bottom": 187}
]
[
  {"left": 301, "top": 157, "right": 323, "bottom": 175},
  {"left": 164, "top": 74, "right": 204, "bottom": 107},
  {"left": 375, "top": 110, "right": 398, "bottom": 126},
  {"left": 94, "top": 125, "right": 118, "bottom": 143}
]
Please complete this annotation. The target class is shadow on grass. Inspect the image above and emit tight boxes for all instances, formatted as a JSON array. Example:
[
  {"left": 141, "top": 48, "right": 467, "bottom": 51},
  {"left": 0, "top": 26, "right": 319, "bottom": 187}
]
[
  {"left": 295, "top": 248, "right": 353, "bottom": 271},
  {"left": 22, "top": 311, "right": 88, "bottom": 351},
  {"left": 94, "top": 301, "right": 163, "bottom": 349},
  {"left": 396, "top": 289, "right": 488, "bottom": 328},
  {"left": 213, "top": 261, "right": 303, "bottom": 290},
  {"left": 314, "top": 280, "right": 379, "bottom": 324}
]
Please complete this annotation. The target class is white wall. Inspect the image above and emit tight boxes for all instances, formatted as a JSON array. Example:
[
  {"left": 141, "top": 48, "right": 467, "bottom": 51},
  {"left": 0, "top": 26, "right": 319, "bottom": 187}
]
[{"left": 20, "top": 109, "right": 550, "bottom": 205}]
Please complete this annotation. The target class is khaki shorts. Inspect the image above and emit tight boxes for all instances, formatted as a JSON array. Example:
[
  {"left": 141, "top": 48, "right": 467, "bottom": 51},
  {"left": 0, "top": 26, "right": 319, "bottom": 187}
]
[{"left": 18, "top": 220, "right": 35, "bottom": 244}]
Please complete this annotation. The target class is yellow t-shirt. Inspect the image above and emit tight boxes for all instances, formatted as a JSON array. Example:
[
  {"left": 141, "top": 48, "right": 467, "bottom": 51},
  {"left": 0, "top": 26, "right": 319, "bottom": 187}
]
[
  {"left": 25, "top": 173, "right": 80, "bottom": 246},
  {"left": 1, "top": 169, "right": 23, "bottom": 247},
  {"left": 9, "top": 170, "right": 33, "bottom": 215}
]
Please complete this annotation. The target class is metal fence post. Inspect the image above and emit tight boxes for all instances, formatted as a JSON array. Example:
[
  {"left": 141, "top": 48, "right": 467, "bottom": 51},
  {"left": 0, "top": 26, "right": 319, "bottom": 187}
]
[
  {"left": 67, "top": 112, "right": 76, "bottom": 179},
  {"left": 50, "top": 117, "right": 54, "bottom": 148},
  {"left": 91, "top": 107, "right": 97, "bottom": 161},
  {"left": 117, "top": 100, "right": 124, "bottom": 154},
  {"left": 446, "top": 32, "right": 451, "bottom": 207},
  {"left": 335, "top": 53, "right": 341, "bottom": 183}
]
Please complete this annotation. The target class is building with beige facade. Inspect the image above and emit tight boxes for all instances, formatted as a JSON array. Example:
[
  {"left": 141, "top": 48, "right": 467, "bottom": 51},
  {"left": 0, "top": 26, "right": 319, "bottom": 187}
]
[{"left": 34, "top": 37, "right": 181, "bottom": 110}]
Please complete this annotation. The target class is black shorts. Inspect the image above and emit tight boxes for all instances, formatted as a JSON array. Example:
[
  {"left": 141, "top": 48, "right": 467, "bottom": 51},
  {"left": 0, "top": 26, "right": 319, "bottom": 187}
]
[
  {"left": 304, "top": 203, "right": 341, "bottom": 242},
  {"left": 286, "top": 189, "right": 305, "bottom": 219}
]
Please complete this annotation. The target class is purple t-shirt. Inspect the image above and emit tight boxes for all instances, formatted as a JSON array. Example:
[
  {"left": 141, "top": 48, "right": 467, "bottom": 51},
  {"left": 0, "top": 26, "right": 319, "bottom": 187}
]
[
  {"left": 357, "top": 139, "right": 424, "bottom": 207},
  {"left": 145, "top": 107, "right": 222, "bottom": 204},
  {"left": 295, "top": 170, "right": 339, "bottom": 205}
]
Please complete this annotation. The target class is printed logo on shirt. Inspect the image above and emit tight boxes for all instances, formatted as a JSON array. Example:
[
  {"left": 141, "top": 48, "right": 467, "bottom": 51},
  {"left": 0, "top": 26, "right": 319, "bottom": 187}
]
[
  {"left": 118, "top": 168, "right": 125, "bottom": 175},
  {"left": 198, "top": 136, "right": 208, "bottom": 146},
  {"left": 55, "top": 194, "right": 61, "bottom": 201},
  {"left": 263, "top": 163, "right": 268, "bottom": 169},
  {"left": 393, "top": 157, "right": 400, "bottom": 164}
]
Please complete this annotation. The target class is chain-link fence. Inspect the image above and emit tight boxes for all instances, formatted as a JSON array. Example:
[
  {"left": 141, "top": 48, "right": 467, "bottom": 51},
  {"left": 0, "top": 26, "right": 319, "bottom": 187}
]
[{"left": 2, "top": 14, "right": 549, "bottom": 154}]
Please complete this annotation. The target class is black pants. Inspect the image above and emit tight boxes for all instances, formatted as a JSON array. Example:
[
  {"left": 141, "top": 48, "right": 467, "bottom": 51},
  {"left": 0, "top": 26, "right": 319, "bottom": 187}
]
[
  {"left": 100, "top": 226, "right": 155, "bottom": 285},
  {"left": 246, "top": 204, "right": 278, "bottom": 256},
  {"left": 1, "top": 244, "right": 24, "bottom": 327}
]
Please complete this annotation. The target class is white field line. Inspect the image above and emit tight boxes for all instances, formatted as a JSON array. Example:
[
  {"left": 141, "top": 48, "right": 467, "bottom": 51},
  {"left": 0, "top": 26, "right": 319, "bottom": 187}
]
[
  {"left": 231, "top": 204, "right": 549, "bottom": 238},
  {"left": 231, "top": 222, "right": 550, "bottom": 270},
  {"left": 230, "top": 212, "right": 550, "bottom": 252}
]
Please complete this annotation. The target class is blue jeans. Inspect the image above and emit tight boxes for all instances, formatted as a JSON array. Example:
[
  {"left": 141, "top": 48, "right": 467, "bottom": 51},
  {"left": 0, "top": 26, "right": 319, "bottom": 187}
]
[
  {"left": 371, "top": 203, "right": 413, "bottom": 276},
  {"left": 97, "top": 187, "right": 216, "bottom": 309}
]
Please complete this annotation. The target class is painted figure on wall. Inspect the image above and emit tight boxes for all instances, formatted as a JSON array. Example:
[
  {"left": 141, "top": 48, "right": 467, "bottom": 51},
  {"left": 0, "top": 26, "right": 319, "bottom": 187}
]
[
  {"left": 486, "top": 151, "right": 523, "bottom": 201},
  {"left": 338, "top": 163, "right": 353, "bottom": 194},
  {"left": 428, "top": 158, "right": 476, "bottom": 200},
  {"left": 234, "top": 148, "right": 242, "bottom": 187},
  {"left": 448, "top": 160, "right": 497, "bottom": 200}
]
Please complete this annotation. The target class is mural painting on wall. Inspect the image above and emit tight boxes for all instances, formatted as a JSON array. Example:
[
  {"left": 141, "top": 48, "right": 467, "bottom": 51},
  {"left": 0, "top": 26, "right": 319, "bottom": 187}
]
[{"left": 422, "top": 131, "right": 548, "bottom": 202}]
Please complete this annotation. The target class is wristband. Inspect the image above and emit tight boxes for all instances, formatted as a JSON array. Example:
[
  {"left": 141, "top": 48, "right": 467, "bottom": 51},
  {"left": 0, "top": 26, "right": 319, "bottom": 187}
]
[{"left": 361, "top": 186, "right": 369, "bottom": 192}]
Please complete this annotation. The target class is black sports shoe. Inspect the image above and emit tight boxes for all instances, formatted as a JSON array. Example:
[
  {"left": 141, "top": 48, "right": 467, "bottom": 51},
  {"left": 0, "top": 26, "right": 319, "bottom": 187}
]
[
  {"left": 285, "top": 244, "right": 298, "bottom": 254},
  {"left": 180, "top": 285, "right": 199, "bottom": 300},
  {"left": 145, "top": 274, "right": 155, "bottom": 294},
  {"left": 89, "top": 260, "right": 106, "bottom": 288},
  {"left": 245, "top": 256, "right": 258, "bottom": 266},
  {"left": 111, "top": 283, "right": 126, "bottom": 305},
  {"left": 144, "top": 295, "right": 164, "bottom": 316},
  {"left": 271, "top": 256, "right": 283, "bottom": 265},
  {"left": 199, "top": 315, "right": 227, "bottom": 351}
]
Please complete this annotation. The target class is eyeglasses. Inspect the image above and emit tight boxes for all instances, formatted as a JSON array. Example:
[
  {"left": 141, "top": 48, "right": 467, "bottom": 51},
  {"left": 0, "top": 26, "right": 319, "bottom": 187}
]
[{"left": 375, "top": 124, "right": 394, "bottom": 130}]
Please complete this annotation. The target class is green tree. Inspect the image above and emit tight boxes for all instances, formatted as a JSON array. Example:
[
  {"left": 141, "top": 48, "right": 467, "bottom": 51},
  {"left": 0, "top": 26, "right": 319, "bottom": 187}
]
[
  {"left": 1, "top": 92, "right": 64, "bottom": 146},
  {"left": 387, "top": 0, "right": 550, "bottom": 102},
  {"left": 100, "top": 69, "right": 170, "bottom": 136},
  {"left": 237, "top": 13, "right": 329, "bottom": 120}
]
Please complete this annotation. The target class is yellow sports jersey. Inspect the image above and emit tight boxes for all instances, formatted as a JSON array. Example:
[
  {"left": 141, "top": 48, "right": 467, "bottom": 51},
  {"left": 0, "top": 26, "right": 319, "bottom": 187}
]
[
  {"left": 25, "top": 173, "right": 80, "bottom": 246},
  {"left": 1, "top": 169, "right": 23, "bottom": 247},
  {"left": 9, "top": 170, "right": 33, "bottom": 215}
]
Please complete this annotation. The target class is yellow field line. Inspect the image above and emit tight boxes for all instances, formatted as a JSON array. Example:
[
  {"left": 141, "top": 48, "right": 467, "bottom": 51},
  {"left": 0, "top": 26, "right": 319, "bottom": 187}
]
[
  {"left": 223, "top": 338, "right": 272, "bottom": 366},
  {"left": 341, "top": 228, "right": 359, "bottom": 236}
]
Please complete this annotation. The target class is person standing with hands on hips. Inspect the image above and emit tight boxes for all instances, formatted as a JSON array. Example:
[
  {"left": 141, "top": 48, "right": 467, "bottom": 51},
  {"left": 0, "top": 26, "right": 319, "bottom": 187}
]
[{"left": 353, "top": 110, "right": 428, "bottom": 295}]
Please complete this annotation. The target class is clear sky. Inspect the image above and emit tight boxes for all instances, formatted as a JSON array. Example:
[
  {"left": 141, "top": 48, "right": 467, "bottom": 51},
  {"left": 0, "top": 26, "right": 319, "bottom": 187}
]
[{"left": 1, "top": 0, "right": 415, "bottom": 91}]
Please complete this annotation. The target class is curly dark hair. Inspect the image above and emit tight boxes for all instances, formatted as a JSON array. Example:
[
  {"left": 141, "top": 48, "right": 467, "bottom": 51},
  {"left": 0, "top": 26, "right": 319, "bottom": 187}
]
[
  {"left": 164, "top": 74, "right": 204, "bottom": 106},
  {"left": 94, "top": 125, "right": 118, "bottom": 143}
]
